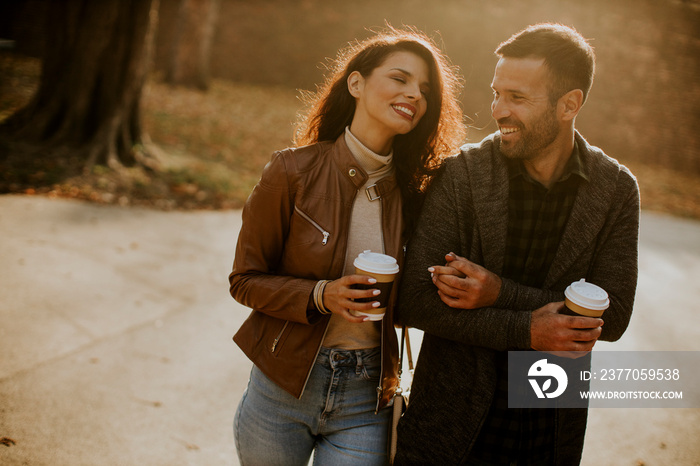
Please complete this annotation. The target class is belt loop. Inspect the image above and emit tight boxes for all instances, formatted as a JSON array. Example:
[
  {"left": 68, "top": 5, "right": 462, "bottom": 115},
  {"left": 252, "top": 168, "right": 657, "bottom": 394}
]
[{"left": 355, "top": 350, "right": 364, "bottom": 375}]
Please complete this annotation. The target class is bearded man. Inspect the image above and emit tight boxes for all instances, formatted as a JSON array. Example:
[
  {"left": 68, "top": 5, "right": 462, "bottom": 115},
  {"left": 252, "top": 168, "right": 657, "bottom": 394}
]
[{"left": 394, "top": 23, "right": 640, "bottom": 465}]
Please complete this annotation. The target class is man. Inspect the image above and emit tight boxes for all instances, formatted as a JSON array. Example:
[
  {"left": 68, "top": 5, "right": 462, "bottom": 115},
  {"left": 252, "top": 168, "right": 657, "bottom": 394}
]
[{"left": 394, "top": 23, "right": 639, "bottom": 465}]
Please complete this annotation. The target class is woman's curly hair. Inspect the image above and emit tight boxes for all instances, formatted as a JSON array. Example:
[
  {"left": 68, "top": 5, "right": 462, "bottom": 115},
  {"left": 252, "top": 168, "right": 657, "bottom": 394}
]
[{"left": 294, "top": 25, "right": 466, "bottom": 233}]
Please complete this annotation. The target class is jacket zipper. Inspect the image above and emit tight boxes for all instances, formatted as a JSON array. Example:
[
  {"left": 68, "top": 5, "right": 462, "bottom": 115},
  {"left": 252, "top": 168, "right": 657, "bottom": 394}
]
[
  {"left": 375, "top": 196, "right": 385, "bottom": 413},
  {"left": 271, "top": 321, "right": 290, "bottom": 353},
  {"left": 299, "top": 323, "right": 330, "bottom": 396},
  {"left": 299, "top": 187, "right": 359, "bottom": 397},
  {"left": 294, "top": 206, "right": 330, "bottom": 245}
]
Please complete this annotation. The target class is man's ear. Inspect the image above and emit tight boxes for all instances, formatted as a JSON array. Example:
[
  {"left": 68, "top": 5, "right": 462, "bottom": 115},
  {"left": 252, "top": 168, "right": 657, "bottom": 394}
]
[
  {"left": 559, "top": 89, "right": 584, "bottom": 121},
  {"left": 347, "top": 71, "right": 363, "bottom": 98}
]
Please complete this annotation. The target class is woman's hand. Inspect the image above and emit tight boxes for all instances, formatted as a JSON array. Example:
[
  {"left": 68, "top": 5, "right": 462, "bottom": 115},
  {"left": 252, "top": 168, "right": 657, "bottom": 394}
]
[
  {"left": 430, "top": 252, "right": 502, "bottom": 310},
  {"left": 323, "top": 275, "right": 382, "bottom": 323}
]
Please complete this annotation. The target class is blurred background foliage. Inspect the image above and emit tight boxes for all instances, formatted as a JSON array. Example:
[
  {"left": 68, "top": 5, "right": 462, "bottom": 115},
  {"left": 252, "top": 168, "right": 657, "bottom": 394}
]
[
  {"left": 1, "top": 0, "right": 699, "bottom": 216},
  {"left": 155, "top": 0, "right": 700, "bottom": 174}
]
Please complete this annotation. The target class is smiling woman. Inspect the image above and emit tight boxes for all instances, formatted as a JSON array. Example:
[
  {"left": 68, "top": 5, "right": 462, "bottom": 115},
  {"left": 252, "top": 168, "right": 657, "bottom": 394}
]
[
  {"left": 227, "top": 25, "right": 465, "bottom": 465},
  {"left": 347, "top": 51, "right": 429, "bottom": 155}
]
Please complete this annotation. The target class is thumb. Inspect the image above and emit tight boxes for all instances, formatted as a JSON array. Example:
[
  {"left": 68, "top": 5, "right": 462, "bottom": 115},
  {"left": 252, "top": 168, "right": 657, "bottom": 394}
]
[
  {"left": 445, "top": 252, "right": 475, "bottom": 276},
  {"left": 445, "top": 252, "right": 467, "bottom": 262}
]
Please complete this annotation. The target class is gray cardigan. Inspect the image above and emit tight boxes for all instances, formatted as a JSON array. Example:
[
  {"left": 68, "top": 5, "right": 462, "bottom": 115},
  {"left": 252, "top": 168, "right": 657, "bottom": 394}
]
[{"left": 395, "top": 132, "right": 640, "bottom": 465}]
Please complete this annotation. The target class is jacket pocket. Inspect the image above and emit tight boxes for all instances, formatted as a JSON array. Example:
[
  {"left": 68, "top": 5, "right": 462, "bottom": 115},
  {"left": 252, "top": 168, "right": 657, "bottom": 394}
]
[
  {"left": 270, "top": 321, "right": 292, "bottom": 356},
  {"left": 293, "top": 206, "right": 330, "bottom": 246}
]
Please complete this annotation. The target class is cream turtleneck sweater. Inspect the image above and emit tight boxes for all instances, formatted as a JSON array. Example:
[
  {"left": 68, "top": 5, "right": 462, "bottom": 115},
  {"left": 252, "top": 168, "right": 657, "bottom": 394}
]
[{"left": 322, "top": 127, "right": 394, "bottom": 349}]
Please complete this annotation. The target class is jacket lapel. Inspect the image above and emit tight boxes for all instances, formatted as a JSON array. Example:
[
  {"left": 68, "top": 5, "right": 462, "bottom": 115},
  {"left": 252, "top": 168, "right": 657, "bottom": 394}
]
[
  {"left": 466, "top": 136, "right": 510, "bottom": 275},
  {"left": 545, "top": 133, "right": 618, "bottom": 287}
]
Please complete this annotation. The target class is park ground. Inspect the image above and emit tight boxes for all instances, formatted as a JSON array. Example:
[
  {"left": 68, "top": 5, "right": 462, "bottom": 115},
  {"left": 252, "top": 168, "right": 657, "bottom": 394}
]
[{"left": 0, "top": 195, "right": 699, "bottom": 465}]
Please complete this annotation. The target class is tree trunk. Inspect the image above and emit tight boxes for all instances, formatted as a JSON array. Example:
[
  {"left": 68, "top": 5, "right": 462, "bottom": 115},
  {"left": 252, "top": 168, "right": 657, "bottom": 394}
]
[
  {"left": 165, "top": 0, "right": 219, "bottom": 90},
  {"left": 0, "top": 0, "right": 159, "bottom": 172}
]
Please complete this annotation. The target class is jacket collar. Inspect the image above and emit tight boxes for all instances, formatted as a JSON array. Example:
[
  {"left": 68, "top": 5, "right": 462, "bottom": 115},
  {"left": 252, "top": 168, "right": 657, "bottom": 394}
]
[
  {"left": 467, "top": 131, "right": 618, "bottom": 286},
  {"left": 544, "top": 132, "right": 618, "bottom": 286},
  {"left": 330, "top": 134, "right": 398, "bottom": 198}
]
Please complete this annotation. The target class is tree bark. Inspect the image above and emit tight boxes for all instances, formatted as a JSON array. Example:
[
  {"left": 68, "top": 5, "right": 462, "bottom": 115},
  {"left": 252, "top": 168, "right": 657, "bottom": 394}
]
[
  {"left": 0, "top": 0, "right": 159, "bottom": 172},
  {"left": 165, "top": 0, "right": 219, "bottom": 90}
]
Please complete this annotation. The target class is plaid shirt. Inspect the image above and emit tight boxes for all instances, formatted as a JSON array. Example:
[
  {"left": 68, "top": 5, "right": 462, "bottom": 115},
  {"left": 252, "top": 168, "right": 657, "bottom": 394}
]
[{"left": 469, "top": 144, "right": 587, "bottom": 465}]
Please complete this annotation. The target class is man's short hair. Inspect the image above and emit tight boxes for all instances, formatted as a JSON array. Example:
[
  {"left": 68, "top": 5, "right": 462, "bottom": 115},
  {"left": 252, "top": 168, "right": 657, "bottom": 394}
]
[{"left": 495, "top": 23, "right": 595, "bottom": 104}]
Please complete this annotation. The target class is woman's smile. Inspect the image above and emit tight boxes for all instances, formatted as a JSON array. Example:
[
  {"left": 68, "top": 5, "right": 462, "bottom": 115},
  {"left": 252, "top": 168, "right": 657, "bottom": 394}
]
[
  {"left": 348, "top": 50, "right": 430, "bottom": 154},
  {"left": 392, "top": 103, "right": 417, "bottom": 120}
]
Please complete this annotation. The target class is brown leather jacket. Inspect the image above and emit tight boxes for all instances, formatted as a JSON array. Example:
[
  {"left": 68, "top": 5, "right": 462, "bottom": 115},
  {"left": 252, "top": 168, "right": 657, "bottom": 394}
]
[{"left": 229, "top": 135, "right": 403, "bottom": 411}]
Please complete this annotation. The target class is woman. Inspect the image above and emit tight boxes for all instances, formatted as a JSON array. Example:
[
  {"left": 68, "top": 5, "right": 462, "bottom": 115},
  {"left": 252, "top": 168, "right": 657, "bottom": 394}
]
[{"left": 229, "top": 26, "right": 464, "bottom": 465}]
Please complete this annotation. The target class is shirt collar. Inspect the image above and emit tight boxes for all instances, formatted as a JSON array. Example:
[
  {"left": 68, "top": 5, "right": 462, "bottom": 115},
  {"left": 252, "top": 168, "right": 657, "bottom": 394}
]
[{"left": 507, "top": 141, "right": 589, "bottom": 185}]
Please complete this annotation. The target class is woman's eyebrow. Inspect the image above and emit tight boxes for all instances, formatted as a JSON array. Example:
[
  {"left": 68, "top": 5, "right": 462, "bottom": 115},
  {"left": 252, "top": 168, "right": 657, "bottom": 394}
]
[
  {"left": 390, "top": 68, "right": 430, "bottom": 87},
  {"left": 390, "top": 67, "right": 411, "bottom": 75}
]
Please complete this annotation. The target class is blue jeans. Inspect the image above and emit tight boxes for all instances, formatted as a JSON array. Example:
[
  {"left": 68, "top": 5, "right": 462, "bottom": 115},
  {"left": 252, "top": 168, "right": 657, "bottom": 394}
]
[{"left": 234, "top": 347, "right": 391, "bottom": 466}]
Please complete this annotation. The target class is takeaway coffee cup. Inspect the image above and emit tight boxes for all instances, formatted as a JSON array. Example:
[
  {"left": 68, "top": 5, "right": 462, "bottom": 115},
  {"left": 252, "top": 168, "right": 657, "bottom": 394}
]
[
  {"left": 350, "top": 250, "right": 400, "bottom": 321},
  {"left": 563, "top": 279, "right": 610, "bottom": 318}
]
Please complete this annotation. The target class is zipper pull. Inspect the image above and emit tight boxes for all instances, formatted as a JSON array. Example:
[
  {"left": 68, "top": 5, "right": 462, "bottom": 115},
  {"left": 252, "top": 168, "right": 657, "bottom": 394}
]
[
  {"left": 271, "top": 338, "right": 279, "bottom": 352},
  {"left": 322, "top": 231, "right": 329, "bottom": 245}
]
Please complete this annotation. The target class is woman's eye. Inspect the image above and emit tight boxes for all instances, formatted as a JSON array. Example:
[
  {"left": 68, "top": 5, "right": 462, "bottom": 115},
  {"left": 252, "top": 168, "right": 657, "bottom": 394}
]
[{"left": 392, "top": 76, "right": 406, "bottom": 83}]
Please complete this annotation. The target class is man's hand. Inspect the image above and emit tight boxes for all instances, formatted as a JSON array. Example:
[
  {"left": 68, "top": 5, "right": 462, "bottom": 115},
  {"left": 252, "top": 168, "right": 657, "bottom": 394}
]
[
  {"left": 531, "top": 302, "right": 604, "bottom": 358},
  {"left": 430, "top": 253, "right": 502, "bottom": 309}
]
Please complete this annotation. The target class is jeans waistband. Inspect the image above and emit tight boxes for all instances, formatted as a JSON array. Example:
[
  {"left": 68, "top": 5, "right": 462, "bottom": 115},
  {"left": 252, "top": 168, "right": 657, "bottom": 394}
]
[{"left": 317, "top": 346, "right": 381, "bottom": 369}]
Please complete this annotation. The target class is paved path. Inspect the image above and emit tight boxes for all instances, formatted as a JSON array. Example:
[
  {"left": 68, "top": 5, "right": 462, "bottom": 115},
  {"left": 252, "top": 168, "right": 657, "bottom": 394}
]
[{"left": 0, "top": 195, "right": 698, "bottom": 465}]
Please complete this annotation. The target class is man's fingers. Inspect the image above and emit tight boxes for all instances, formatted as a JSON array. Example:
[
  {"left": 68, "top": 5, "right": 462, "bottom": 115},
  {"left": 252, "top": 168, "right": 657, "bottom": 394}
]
[
  {"left": 531, "top": 304, "right": 604, "bottom": 353},
  {"left": 445, "top": 252, "right": 467, "bottom": 262},
  {"left": 433, "top": 274, "right": 468, "bottom": 297},
  {"left": 570, "top": 328, "right": 602, "bottom": 343},
  {"left": 443, "top": 254, "right": 475, "bottom": 276},
  {"left": 429, "top": 265, "right": 465, "bottom": 278},
  {"left": 567, "top": 316, "right": 604, "bottom": 329},
  {"left": 437, "top": 290, "right": 462, "bottom": 308},
  {"left": 435, "top": 272, "right": 471, "bottom": 289}
]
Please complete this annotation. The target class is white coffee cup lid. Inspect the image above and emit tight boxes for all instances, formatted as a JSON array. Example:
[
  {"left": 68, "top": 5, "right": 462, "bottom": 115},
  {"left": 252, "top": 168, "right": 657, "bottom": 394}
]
[
  {"left": 354, "top": 250, "right": 399, "bottom": 275},
  {"left": 565, "top": 279, "right": 609, "bottom": 310}
]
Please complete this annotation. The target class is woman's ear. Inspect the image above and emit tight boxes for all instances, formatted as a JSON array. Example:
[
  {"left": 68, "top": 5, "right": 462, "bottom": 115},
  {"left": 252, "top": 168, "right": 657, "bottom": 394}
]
[{"left": 347, "top": 71, "right": 363, "bottom": 98}]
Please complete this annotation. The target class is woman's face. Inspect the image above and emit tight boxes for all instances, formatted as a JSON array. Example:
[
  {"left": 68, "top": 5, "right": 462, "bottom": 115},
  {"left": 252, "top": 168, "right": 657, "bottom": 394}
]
[{"left": 347, "top": 50, "right": 430, "bottom": 154}]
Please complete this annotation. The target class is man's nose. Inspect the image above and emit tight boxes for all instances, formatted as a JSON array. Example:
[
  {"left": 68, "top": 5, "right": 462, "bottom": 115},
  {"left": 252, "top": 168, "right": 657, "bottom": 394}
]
[{"left": 491, "top": 97, "right": 509, "bottom": 120}]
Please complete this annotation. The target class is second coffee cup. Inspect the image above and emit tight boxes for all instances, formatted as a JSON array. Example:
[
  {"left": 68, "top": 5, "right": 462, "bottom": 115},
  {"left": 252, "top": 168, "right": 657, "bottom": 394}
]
[
  {"left": 563, "top": 278, "right": 609, "bottom": 318},
  {"left": 350, "top": 250, "right": 399, "bottom": 321}
]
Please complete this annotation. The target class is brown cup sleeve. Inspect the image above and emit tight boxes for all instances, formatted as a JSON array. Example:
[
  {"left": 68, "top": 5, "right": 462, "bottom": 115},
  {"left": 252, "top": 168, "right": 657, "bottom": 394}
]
[{"left": 351, "top": 282, "right": 394, "bottom": 307}]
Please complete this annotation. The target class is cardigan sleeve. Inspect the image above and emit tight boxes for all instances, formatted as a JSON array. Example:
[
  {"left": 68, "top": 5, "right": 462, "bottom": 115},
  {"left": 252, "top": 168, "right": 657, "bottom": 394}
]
[
  {"left": 396, "top": 159, "right": 533, "bottom": 350},
  {"left": 396, "top": 151, "right": 640, "bottom": 350},
  {"left": 573, "top": 168, "right": 640, "bottom": 342},
  {"left": 492, "top": 160, "right": 640, "bottom": 343}
]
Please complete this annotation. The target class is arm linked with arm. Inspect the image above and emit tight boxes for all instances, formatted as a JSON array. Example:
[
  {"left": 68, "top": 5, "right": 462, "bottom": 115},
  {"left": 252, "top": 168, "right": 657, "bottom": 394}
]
[{"left": 397, "top": 163, "right": 546, "bottom": 350}]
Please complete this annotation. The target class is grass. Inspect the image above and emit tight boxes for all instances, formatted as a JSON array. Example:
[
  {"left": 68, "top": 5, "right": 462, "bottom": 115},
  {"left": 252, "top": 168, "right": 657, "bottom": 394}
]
[
  {"left": 1, "top": 52, "right": 700, "bottom": 219},
  {"left": 139, "top": 77, "right": 302, "bottom": 209}
]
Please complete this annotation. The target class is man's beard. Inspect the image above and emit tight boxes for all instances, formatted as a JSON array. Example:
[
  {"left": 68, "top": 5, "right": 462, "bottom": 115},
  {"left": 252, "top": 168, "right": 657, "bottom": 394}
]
[{"left": 498, "top": 108, "right": 559, "bottom": 160}]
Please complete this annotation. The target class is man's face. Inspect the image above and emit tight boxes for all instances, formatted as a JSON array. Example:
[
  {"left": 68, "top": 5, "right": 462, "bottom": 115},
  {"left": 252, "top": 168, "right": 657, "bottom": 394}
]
[{"left": 490, "top": 57, "right": 560, "bottom": 160}]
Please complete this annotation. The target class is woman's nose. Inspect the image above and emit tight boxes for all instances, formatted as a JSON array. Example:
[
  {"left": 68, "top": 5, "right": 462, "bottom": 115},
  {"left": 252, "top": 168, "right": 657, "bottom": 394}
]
[{"left": 406, "top": 83, "right": 422, "bottom": 100}]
